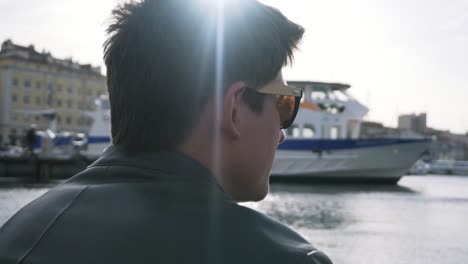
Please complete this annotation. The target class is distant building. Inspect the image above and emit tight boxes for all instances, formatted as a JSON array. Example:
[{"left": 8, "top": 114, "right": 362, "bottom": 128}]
[
  {"left": 360, "top": 116, "right": 468, "bottom": 161},
  {"left": 398, "top": 113, "right": 426, "bottom": 134},
  {"left": 423, "top": 128, "right": 468, "bottom": 161},
  {"left": 360, "top": 121, "right": 396, "bottom": 138},
  {"left": 0, "top": 39, "right": 107, "bottom": 146}
]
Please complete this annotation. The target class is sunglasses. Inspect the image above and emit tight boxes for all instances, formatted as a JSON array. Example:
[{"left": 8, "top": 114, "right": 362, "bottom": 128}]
[{"left": 250, "top": 84, "right": 303, "bottom": 129}]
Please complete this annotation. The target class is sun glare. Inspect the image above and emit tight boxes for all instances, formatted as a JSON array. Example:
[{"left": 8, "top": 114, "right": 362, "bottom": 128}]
[
  {"left": 197, "top": 0, "right": 241, "bottom": 11},
  {"left": 212, "top": 0, "right": 224, "bottom": 177}
]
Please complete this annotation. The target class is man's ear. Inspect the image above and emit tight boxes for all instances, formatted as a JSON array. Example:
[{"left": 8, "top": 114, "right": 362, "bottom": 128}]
[{"left": 222, "top": 81, "right": 246, "bottom": 139}]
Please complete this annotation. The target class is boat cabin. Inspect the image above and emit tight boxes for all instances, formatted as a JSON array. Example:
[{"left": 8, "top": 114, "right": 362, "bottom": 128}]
[{"left": 286, "top": 81, "right": 368, "bottom": 140}]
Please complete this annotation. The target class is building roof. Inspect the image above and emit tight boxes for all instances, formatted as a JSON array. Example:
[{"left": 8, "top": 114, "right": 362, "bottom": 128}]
[{"left": 0, "top": 39, "right": 103, "bottom": 77}]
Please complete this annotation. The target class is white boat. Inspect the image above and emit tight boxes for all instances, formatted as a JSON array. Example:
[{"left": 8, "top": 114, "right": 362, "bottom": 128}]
[{"left": 270, "top": 81, "right": 432, "bottom": 183}]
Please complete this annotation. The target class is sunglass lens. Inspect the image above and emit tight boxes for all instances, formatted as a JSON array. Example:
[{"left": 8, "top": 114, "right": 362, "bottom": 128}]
[{"left": 277, "top": 95, "right": 296, "bottom": 129}]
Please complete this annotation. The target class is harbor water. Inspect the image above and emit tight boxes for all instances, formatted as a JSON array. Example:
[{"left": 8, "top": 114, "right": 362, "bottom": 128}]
[{"left": 1, "top": 175, "right": 468, "bottom": 264}]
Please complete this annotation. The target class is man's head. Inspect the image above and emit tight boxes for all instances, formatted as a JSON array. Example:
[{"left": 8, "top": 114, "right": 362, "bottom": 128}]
[{"left": 104, "top": 0, "right": 304, "bottom": 201}]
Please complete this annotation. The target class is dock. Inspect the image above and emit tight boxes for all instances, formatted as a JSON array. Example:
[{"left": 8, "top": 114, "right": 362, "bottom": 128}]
[{"left": 0, "top": 156, "right": 93, "bottom": 182}]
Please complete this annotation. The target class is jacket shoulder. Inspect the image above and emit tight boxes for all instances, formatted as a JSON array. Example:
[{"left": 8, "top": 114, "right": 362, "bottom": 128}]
[
  {"left": 0, "top": 183, "right": 89, "bottom": 263},
  {"left": 227, "top": 204, "right": 333, "bottom": 263}
]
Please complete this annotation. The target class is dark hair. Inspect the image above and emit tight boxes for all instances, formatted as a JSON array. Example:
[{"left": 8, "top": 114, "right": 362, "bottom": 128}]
[{"left": 104, "top": 0, "right": 304, "bottom": 151}]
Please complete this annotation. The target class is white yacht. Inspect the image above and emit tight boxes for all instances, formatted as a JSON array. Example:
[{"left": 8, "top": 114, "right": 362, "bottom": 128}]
[{"left": 271, "top": 81, "right": 431, "bottom": 183}]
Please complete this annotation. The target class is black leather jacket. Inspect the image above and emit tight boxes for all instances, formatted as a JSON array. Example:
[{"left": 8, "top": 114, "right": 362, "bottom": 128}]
[{"left": 0, "top": 146, "right": 333, "bottom": 264}]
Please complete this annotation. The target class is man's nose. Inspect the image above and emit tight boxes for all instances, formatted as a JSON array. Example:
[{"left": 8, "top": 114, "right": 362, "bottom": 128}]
[{"left": 279, "top": 129, "right": 286, "bottom": 144}]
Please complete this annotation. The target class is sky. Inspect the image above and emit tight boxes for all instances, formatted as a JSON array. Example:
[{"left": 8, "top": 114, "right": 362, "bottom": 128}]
[{"left": 1, "top": 0, "right": 467, "bottom": 134}]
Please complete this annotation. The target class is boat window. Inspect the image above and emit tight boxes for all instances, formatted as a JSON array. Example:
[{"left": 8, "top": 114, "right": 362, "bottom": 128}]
[
  {"left": 286, "top": 124, "right": 302, "bottom": 137},
  {"left": 311, "top": 91, "right": 326, "bottom": 101},
  {"left": 333, "top": 90, "right": 349, "bottom": 101},
  {"left": 330, "top": 126, "right": 340, "bottom": 139},
  {"left": 286, "top": 124, "right": 298, "bottom": 136},
  {"left": 292, "top": 127, "right": 301, "bottom": 137},
  {"left": 303, "top": 124, "right": 315, "bottom": 138},
  {"left": 326, "top": 91, "right": 336, "bottom": 100}
]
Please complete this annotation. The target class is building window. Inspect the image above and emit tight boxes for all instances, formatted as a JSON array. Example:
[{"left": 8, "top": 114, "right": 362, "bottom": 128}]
[
  {"left": 12, "top": 94, "right": 17, "bottom": 102},
  {"left": 23, "top": 96, "right": 30, "bottom": 104},
  {"left": 57, "top": 84, "right": 62, "bottom": 92},
  {"left": 67, "top": 85, "right": 73, "bottom": 95},
  {"left": 36, "top": 97, "right": 41, "bottom": 105},
  {"left": 66, "top": 117, "right": 72, "bottom": 125},
  {"left": 56, "top": 100, "right": 62, "bottom": 107},
  {"left": 57, "top": 116, "right": 62, "bottom": 124},
  {"left": 36, "top": 82, "right": 41, "bottom": 89},
  {"left": 67, "top": 99, "right": 73, "bottom": 108},
  {"left": 12, "top": 78, "right": 19, "bottom": 86},
  {"left": 35, "top": 116, "right": 40, "bottom": 121},
  {"left": 24, "top": 79, "right": 31, "bottom": 89},
  {"left": 78, "top": 116, "right": 85, "bottom": 126}
]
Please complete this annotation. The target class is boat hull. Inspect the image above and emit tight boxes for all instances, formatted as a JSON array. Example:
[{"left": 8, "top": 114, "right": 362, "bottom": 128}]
[{"left": 271, "top": 139, "right": 431, "bottom": 183}]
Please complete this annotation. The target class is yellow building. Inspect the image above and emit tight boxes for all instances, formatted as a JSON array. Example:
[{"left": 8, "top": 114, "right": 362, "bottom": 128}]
[{"left": 0, "top": 39, "right": 107, "bottom": 146}]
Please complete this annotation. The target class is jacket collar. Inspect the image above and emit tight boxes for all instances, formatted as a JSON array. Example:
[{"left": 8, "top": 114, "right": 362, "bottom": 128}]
[{"left": 90, "top": 145, "right": 222, "bottom": 187}]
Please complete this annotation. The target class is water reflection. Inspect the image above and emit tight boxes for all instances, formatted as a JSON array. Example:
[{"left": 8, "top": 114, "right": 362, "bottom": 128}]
[
  {"left": 0, "top": 185, "right": 49, "bottom": 226},
  {"left": 243, "top": 177, "right": 468, "bottom": 264},
  {"left": 246, "top": 182, "right": 418, "bottom": 230},
  {"left": 255, "top": 194, "right": 349, "bottom": 229}
]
